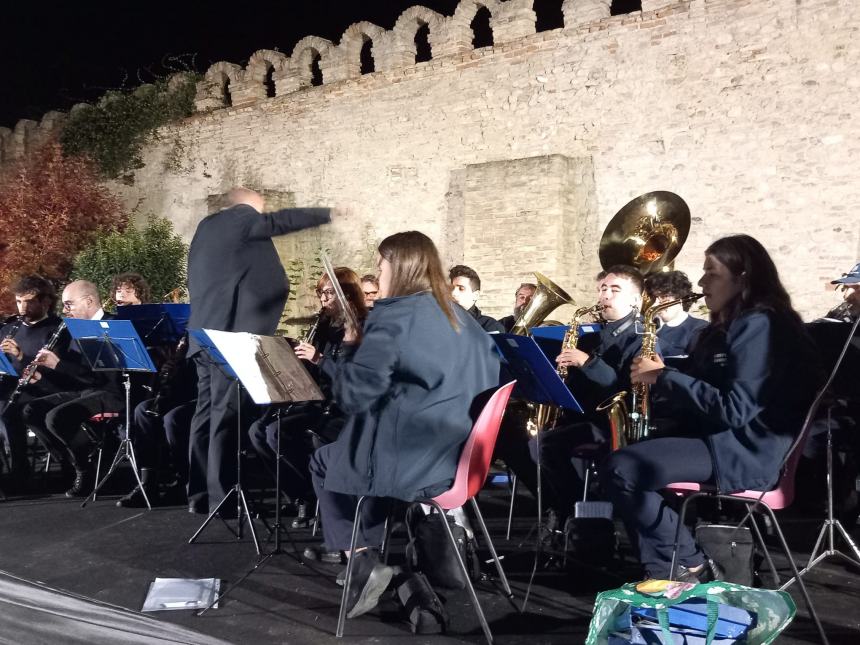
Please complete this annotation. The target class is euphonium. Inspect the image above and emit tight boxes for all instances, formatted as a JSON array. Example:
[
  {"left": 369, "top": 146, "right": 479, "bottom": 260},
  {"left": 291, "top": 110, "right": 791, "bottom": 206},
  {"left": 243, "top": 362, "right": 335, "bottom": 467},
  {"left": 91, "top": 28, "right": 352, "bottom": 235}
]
[{"left": 628, "top": 293, "right": 704, "bottom": 441}]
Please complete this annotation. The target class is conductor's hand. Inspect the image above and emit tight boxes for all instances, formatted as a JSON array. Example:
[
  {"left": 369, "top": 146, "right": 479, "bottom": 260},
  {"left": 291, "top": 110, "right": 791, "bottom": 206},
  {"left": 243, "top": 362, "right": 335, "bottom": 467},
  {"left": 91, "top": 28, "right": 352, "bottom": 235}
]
[
  {"left": 556, "top": 347, "right": 589, "bottom": 370},
  {"left": 294, "top": 342, "right": 321, "bottom": 365},
  {"left": 34, "top": 349, "right": 60, "bottom": 370},
  {"left": 631, "top": 354, "right": 665, "bottom": 385},
  {"left": 0, "top": 338, "right": 23, "bottom": 360}
]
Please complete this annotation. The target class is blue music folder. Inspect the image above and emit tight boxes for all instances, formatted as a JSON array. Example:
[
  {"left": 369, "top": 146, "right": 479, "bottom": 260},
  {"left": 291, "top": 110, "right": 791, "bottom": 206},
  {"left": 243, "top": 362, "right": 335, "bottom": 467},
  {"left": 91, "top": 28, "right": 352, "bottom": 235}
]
[
  {"left": 115, "top": 303, "right": 190, "bottom": 345},
  {"left": 493, "top": 333, "right": 583, "bottom": 413},
  {"left": 188, "top": 329, "right": 237, "bottom": 379},
  {"left": 64, "top": 318, "right": 156, "bottom": 372},
  {"left": 529, "top": 324, "right": 603, "bottom": 364},
  {"left": 0, "top": 352, "right": 17, "bottom": 377}
]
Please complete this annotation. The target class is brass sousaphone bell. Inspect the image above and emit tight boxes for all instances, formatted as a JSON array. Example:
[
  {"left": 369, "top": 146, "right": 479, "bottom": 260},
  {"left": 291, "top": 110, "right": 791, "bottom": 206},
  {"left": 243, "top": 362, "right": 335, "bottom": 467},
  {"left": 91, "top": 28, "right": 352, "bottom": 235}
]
[
  {"left": 598, "top": 191, "right": 691, "bottom": 275},
  {"left": 510, "top": 272, "right": 575, "bottom": 335}
]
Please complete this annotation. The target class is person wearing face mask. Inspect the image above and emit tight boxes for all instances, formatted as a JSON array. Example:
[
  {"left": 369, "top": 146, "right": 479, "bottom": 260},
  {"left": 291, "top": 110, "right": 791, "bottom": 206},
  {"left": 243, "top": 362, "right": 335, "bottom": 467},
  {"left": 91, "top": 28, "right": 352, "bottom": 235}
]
[{"left": 601, "top": 234, "right": 821, "bottom": 582}]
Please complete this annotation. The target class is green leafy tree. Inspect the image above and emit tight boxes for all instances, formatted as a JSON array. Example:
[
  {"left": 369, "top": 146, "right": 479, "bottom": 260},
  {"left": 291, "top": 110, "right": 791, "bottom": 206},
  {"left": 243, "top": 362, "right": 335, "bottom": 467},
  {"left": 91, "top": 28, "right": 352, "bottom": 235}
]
[{"left": 70, "top": 216, "right": 188, "bottom": 305}]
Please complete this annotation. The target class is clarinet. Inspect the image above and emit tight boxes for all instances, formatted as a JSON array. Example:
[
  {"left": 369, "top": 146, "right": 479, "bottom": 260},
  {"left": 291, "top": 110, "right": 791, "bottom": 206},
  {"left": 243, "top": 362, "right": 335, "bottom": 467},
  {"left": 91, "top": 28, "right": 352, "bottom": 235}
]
[
  {"left": 5, "top": 321, "right": 67, "bottom": 407},
  {"left": 144, "top": 334, "right": 189, "bottom": 417},
  {"left": 2, "top": 315, "right": 23, "bottom": 342}
]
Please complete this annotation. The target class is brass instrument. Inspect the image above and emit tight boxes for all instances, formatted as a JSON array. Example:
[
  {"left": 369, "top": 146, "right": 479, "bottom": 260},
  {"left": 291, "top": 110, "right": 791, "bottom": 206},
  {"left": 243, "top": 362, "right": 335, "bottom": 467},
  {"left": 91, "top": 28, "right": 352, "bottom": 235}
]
[
  {"left": 528, "top": 303, "right": 606, "bottom": 436},
  {"left": 628, "top": 293, "right": 704, "bottom": 442},
  {"left": 510, "top": 272, "right": 575, "bottom": 336},
  {"left": 508, "top": 273, "right": 577, "bottom": 436},
  {"left": 4, "top": 321, "right": 67, "bottom": 408},
  {"left": 595, "top": 191, "right": 693, "bottom": 445}
]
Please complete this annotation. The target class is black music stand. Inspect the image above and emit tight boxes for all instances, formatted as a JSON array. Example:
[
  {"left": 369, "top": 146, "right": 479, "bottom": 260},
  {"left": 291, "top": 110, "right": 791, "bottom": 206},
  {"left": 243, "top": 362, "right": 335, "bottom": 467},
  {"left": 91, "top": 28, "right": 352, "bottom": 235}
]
[
  {"left": 64, "top": 319, "right": 157, "bottom": 510},
  {"left": 0, "top": 354, "right": 17, "bottom": 498},
  {"left": 493, "top": 333, "right": 582, "bottom": 610},
  {"left": 187, "top": 329, "right": 323, "bottom": 569}
]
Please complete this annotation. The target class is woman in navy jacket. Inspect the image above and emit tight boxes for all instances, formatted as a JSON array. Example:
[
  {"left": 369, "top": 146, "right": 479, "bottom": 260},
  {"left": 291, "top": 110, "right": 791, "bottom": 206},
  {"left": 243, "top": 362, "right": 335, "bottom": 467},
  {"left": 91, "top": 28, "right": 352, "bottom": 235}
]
[
  {"left": 601, "top": 234, "right": 819, "bottom": 580},
  {"left": 309, "top": 231, "right": 500, "bottom": 617}
]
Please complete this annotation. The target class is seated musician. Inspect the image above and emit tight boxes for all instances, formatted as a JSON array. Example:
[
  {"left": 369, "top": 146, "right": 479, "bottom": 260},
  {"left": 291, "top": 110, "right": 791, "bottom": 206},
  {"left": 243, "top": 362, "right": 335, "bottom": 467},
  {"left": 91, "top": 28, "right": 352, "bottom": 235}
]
[
  {"left": 248, "top": 267, "right": 367, "bottom": 533},
  {"left": 821, "top": 262, "right": 859, "bottom": 323},
  {"left": 449, "top": 265, "right": 505, "bottom": 333},
  {"left": 498, "top": 282, "right": 537, "bottom": 332},
  {"left": 0, "top": 276, "right": 67, "bottom": 491},
  {"left": 602, "top": 234, "right": 820, "bottom": 581},
  {"left": 530, "top": 265, "right": 646, "bottom": 524},
  {"left": 23, "top": 280, "right": 125, "bottom": 497},
  {"left": 116, "top": 332, "right": 197, "bottom": 507},
  {"left": 112, "top": 272, "right": 151, "bottom": 307},
  {"left": 360, "top": 274, "right": 379, "bottom": 309},
  {"left": 644, "top": 270, "right": 708, "bottom": 365},
  {"left": 309, "top": 232, "right": 500, "bottom": 619}
]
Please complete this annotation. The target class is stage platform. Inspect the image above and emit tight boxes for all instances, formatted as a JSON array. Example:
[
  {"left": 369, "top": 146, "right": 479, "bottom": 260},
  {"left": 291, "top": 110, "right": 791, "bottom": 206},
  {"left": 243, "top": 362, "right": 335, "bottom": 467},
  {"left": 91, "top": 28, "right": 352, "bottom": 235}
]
[{"left": 0, "top": 475, "right": 858, "bottom": 644}]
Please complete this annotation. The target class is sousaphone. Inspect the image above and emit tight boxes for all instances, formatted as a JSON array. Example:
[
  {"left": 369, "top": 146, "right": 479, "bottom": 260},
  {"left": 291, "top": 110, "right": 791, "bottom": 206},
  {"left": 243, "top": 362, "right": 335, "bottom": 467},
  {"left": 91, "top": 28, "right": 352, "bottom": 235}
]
[{"left": 598, "top": 191, "right": 690, "bottom": 275}]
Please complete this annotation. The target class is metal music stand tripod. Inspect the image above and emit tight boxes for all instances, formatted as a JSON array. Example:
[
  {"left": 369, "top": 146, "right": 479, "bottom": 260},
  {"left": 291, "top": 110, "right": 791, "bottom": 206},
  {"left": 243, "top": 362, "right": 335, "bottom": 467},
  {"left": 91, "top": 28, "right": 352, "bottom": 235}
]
[
  {"left": 788, "top": 314, "right": 860, "bottom": 585},
  {"left": 0, "top": 352, "right": 20, "bottom": 500},
  {"left": 187, "top": 330, "right": 323, "bottom": 590},
  {"left": 62, "top": 319, "right": 158, "bottom": 510},
  {"left": 492, "top": 332, "right": 583, "bottom": 611}
]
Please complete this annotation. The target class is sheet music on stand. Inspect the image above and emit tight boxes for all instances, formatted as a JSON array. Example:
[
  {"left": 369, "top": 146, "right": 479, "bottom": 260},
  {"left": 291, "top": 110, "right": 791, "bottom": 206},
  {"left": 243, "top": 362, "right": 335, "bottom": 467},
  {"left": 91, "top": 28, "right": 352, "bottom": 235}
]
[
  {"left": 199, "top": 329, "right": 324, "bottom": 405},
  {"left": 64, "top": 319, "right": 157, "bottom": 373}
]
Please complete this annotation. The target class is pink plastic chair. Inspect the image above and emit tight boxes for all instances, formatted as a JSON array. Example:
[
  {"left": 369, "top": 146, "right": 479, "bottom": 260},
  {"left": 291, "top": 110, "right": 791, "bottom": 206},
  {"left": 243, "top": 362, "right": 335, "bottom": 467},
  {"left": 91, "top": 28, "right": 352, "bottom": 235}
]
[
  {"left": 665, "top": 416, "right": 827, "bottom": 642},
  {"left": 336, "top": 381, "right": 516, "bottom": 643}
]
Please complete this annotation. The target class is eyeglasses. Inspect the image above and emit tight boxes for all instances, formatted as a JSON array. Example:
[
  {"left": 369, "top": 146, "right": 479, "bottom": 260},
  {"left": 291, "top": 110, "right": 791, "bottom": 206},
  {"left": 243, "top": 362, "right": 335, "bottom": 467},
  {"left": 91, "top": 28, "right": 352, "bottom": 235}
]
[
  {"left": 62, "top": 296, "right": 89, "bottom": 310},
  {"left": 316, "top": 289, "right": 336, "bottom": 298}
]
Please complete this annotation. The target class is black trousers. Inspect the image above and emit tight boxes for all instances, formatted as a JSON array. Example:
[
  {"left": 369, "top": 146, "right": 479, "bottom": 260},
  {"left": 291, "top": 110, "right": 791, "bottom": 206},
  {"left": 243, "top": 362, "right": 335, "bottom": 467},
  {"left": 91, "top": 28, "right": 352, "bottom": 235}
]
[
  {"left": 248, "top": 404, "right": 344, "bottom": 503},
  {"left": 600, "top": 436, "right": 713, "bottom": 578},
  {"left": 309, "top": 441, "right": 389, "bottom": 552},
  {"left": 0, "top": 388, "right": 40, "bottom": 478},
  {"left": 22, "top": 389, "right": 124, "bottom": 471},
  {"left": 187, "top": 354, "right": 253, "bottom": 511},
  {"left": 132, "top": 398, "right": 195, "bottom": 482}
]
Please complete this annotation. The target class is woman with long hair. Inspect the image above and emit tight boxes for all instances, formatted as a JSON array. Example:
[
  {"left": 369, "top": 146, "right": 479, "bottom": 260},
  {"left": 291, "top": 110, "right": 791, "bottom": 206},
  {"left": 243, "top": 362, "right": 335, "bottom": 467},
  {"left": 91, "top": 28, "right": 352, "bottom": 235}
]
[
  {"left": 601, "top": 234, "right": 821, "bottom": 581},
  {"left": 309, "top": 231, "right": 500, "bottom": 618},
  {"left": 247, "top": 267, "right": 368, "bottom": 526}
]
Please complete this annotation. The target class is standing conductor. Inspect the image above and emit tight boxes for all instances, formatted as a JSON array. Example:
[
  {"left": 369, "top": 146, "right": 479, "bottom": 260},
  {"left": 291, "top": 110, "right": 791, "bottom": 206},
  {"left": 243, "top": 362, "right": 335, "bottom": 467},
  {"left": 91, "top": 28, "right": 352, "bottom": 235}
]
[{"left": 186, "top": 187, "right": 331, "bottom": 515}]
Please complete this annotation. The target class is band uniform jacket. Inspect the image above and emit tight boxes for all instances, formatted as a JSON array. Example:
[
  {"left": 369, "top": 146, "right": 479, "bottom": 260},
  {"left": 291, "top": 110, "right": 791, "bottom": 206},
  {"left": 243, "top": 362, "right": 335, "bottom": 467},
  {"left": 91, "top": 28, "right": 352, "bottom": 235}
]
[
  {"left": 187, "top": 204, "right": 331, "bottom": 352},
  {"left": 320, "top": 291, "right": 501, "bottom": 500},
  {"left": 655, "top": 310, "right": 818, "bottom": 493}
]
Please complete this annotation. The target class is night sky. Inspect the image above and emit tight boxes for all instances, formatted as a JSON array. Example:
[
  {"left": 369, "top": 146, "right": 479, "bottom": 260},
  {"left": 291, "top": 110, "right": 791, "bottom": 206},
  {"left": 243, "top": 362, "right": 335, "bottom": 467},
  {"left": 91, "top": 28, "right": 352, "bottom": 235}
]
[{"left": 1, "top": 0, "right": 639, "bottom": 129}]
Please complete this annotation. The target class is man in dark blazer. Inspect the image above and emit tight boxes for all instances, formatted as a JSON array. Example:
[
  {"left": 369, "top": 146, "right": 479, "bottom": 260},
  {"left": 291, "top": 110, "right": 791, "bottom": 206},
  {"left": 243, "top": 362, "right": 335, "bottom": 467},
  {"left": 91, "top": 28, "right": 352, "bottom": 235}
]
[{"left": 186, "top": 187, "right": 331, "bottom": 515}]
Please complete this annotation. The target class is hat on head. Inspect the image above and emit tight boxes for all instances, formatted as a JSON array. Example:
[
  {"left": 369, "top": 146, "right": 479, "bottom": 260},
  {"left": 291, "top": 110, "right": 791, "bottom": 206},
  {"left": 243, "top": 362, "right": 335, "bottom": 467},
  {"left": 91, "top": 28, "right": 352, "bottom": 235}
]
[{"left": 831, "top": 262, "right": 860, "bottom": 285}]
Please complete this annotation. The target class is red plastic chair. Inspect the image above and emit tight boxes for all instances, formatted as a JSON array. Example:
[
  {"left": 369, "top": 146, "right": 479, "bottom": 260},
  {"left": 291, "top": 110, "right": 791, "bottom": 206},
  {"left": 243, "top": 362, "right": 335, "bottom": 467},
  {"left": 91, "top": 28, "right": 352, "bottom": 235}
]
[
  {"left": 665, "top": 413, "right": 827, "bottom": 642},
  {"left": 336, "top": 381, "right": 517, "bottom": 643}
]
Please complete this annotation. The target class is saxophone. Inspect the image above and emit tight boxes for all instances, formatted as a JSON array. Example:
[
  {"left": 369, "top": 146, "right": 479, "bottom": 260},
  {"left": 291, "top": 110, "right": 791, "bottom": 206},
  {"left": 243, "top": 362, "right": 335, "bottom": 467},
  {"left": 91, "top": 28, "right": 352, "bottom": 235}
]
[
  {"left": 628, "top": 293, "right": 704, "bottom": 441},
  {"left": 526, "top": 304, "right": 604, "bottom": 436}
]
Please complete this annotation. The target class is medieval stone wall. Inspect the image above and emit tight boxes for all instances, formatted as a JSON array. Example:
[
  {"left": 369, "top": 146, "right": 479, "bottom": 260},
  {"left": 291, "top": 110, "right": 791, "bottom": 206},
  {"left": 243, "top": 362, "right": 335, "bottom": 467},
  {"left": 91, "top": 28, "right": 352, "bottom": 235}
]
[{"left": 4, "top": 0, "right": 859, "bottom": 320}]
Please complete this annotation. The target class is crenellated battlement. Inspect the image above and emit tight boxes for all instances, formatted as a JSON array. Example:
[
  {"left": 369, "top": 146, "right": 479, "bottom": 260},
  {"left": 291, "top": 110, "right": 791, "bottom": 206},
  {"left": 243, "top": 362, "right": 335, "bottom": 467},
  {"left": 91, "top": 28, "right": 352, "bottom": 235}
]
[{"left": 0, "top": 0, "right": 667, "bottom": 165}]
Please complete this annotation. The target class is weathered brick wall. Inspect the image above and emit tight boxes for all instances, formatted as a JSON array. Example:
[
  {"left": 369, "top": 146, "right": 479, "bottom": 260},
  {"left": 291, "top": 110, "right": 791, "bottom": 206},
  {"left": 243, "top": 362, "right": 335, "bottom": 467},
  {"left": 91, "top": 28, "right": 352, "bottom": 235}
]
[{"left": 5, "top": 0, "right": 859, "bottom": 320}]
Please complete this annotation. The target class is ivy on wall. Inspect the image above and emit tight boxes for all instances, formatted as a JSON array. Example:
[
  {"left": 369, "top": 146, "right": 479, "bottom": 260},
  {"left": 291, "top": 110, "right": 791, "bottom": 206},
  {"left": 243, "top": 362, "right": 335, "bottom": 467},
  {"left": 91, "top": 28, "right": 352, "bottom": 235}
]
[{"left": 59, "top": 76, "right": 198, "bottom": 179}]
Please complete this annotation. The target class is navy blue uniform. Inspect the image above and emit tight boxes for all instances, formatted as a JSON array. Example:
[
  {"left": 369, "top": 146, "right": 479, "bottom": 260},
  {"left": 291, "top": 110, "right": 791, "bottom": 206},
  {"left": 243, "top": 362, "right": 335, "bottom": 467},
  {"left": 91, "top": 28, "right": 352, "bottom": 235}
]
[
  {"left": 602, "top": 310, "right": 819, "bottom": 577},
  {"left": 310, "top": 291, "right": 500, "bottom": 551},
  {"left": 466, "top": 304, "right": 505, "bottom": 334},
  {"left": 657, "top": 314, "right": 708, "bottom": 364}
]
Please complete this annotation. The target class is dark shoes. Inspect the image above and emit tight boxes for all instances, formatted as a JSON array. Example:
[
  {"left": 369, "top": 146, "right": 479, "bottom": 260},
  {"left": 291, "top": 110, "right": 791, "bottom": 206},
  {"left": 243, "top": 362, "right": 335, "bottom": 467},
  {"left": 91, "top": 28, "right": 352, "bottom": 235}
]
[
  {"left": 290, "top": 500, "right": 311, "bottom": 529},
  {"left": 116, "top": 468, "right": 157, "bottom": 508},
  {"left": 675, "top": 557, "right": 724, "bottom": 584},
  {"left": 344, "top": 549, "right": 396, "bottom": 619},
  {"left": 64, "top": 469, "right": 91, "bottom": 498},
  {"left": 303, "top": 546, "right": 344, "bottom": 564},
  {"left": 188, "top": 499, "right": 208, "bottom": 514}
]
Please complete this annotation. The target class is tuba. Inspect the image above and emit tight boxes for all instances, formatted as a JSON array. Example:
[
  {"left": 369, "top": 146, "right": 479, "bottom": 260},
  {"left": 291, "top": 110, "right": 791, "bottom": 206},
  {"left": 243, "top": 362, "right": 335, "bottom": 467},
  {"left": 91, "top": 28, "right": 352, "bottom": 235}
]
[{"left": 595, "top": 191, "right": 692, "bottom": 446}]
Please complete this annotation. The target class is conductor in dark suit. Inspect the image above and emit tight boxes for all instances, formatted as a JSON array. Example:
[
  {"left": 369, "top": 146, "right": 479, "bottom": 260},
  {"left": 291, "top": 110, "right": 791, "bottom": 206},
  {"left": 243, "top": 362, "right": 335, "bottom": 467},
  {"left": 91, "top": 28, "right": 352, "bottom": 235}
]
[{"left": 186, "top": 187, "right": 331, "bottom": 514}]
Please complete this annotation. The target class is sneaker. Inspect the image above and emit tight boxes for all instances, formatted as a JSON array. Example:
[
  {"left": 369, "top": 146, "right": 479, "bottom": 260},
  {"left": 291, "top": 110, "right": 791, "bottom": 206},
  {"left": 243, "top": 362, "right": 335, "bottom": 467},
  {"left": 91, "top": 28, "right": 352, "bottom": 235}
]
[{"left": 345, "top": 550, "right": 395, "bottom": 619}]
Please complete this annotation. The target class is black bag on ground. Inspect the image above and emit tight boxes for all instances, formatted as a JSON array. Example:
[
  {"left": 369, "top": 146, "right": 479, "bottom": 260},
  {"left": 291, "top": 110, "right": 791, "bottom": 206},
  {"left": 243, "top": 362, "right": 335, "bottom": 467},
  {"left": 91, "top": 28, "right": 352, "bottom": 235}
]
[
  {"left": 395, "top": 571, "right": 448, "bottom": 634},
  {"left": 405, "top": 506, "right": 480, "bottom": 590},
  {"left": 695, "top": 523, "right": 755, "bottom": 586},
  {"left": 563, "top": 516, "right": 617, "bottom": 568}
]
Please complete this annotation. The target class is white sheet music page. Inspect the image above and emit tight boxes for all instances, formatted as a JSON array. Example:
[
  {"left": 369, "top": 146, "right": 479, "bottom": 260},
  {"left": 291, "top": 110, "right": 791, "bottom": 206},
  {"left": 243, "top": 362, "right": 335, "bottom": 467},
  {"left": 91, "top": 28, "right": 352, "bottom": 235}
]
[{"left": 203, "top": 329, "right": 272, "bottom": 404}]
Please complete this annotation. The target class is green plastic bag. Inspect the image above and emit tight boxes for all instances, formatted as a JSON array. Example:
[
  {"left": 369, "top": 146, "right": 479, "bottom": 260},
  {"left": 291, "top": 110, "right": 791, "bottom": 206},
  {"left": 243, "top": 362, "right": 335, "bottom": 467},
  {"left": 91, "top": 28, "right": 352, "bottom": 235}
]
[{"left": 586, "top": 581, "right": 796, "bottom": 645}]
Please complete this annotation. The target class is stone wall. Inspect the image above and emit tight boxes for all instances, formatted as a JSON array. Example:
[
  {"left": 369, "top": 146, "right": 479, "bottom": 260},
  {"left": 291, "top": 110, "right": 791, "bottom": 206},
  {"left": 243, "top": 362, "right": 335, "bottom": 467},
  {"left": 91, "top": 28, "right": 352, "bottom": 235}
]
[{"left": 4, "top": 0, "right": 859, "bottom": 321}]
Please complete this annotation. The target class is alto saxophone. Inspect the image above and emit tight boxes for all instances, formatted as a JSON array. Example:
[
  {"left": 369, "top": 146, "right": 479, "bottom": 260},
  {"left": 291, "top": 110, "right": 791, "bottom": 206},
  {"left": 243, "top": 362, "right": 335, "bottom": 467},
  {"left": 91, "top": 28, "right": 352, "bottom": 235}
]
[
  {"left": 628, "top": 293, "right": 704, "bottom": 441},
  {"left": 526, "top": 304, "right": 604, "bottom": 436}
]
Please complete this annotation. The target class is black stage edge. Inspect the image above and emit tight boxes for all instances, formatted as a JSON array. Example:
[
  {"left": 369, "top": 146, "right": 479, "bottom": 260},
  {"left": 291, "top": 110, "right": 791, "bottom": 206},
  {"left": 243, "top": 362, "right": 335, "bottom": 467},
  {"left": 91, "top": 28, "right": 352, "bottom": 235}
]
[{"left": 0, "top": 478, "right": 859, "bottom": 644}]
